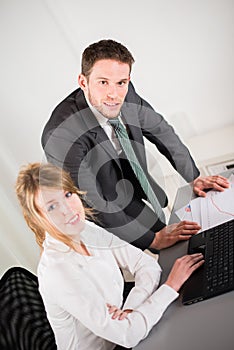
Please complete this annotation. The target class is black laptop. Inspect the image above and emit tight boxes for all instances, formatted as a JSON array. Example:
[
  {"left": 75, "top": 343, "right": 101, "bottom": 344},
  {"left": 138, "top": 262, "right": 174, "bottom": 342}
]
[{"left": 182, "top": 218, "right": 234, "bottom": 305}]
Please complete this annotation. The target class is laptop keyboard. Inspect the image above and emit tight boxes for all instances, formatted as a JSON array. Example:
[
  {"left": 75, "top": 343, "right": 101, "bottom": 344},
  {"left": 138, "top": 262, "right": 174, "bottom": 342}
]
[{"left": 205, "top": 220, "right": 234, "bottom": 295}]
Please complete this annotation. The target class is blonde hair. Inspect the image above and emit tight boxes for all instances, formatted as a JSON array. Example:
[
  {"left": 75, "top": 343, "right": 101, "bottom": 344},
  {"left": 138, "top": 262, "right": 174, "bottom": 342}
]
[{"left": 15, "top": 162, "right": 94, "bottom": 251}]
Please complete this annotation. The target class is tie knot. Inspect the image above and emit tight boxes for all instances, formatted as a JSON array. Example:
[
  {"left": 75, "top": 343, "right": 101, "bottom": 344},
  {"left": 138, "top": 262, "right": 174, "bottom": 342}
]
[{"left": 109, "top": 118, "right": 121, "bottom": 129}]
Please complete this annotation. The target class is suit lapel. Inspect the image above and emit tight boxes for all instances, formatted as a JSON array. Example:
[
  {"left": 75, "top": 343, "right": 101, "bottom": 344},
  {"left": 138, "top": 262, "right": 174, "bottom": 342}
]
[{"left": 74, "top": 89, "right": 122, "bottom": 168}]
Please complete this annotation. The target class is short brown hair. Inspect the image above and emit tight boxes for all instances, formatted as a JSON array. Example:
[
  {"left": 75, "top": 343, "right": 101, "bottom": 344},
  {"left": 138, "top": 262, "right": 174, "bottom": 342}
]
[
  {"left": 15, "top": 162, "right": 94, "bottom": 251},
  {"left": 81, "top": 39, "right": 135, "bottom": 77}
]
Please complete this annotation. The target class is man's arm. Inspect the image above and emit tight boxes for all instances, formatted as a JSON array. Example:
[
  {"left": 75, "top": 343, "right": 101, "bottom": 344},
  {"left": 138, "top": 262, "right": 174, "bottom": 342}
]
[
  {"left": 126, "top": 83, "right": 229, "bottom": 193},
  {"left": 125, "top": 82, "right": 200, "bottom": 182}
]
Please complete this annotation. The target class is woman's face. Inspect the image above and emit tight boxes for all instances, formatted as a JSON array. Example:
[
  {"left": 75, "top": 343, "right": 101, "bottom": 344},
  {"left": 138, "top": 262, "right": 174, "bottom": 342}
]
[{"left": 36, "top": 188, "right": 86, "bottom": 238}]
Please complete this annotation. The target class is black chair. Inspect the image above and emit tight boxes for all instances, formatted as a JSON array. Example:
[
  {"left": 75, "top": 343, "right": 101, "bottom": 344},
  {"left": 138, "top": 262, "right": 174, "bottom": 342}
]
[{"left": 0, "top": 266, "right": 57, "bottom": 350}]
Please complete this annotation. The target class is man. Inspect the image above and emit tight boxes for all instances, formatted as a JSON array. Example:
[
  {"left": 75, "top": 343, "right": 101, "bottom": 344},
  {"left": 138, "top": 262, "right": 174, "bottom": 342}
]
[{"left": 42, "top": 39, "right": 229, "bottom": 251}]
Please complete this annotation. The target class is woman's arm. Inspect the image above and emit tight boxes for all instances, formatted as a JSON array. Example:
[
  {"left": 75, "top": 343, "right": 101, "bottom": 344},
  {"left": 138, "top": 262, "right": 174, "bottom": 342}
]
[
  {"left": 111, "top": 239, "right": 162, "bottom": 311},
  {"left": 43, "top": 260, "right": 178, "bottom": 349},
  {"left": 42, "top": 246, "right": 203, "bottom": 349}
]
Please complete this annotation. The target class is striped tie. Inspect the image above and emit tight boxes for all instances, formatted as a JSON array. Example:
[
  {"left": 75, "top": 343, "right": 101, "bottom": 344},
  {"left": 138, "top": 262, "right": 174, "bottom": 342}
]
[{"left": 109, "top": 118, "right": 165, "bottom": 222}]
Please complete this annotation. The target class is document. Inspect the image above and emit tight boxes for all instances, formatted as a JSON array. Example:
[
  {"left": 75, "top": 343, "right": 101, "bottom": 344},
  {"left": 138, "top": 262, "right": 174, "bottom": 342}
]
[{"left": 175, "top": 174, "right": 234, "bottom": 231}]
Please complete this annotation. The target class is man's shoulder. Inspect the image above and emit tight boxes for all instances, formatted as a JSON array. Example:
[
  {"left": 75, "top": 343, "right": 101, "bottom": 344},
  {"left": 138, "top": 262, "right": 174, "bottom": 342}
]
[
  {"left": 125, "top": 81, "right": 140, "bottom": 104},
  {"left": 41, "top": 88, "right": 88, "bottom": 141},
  {"left": 51, "top": 87, "right": 86, "bottom": 122}
]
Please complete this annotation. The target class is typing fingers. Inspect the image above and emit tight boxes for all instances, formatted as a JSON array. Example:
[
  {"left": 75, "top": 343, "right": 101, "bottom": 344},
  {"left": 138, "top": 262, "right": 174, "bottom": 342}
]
[{"left": 187, "top": 253, "right": 205, "bottom": 274}]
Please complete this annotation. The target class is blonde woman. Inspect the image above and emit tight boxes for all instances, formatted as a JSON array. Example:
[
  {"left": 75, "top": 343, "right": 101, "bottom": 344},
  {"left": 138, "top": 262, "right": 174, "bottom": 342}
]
[{"left": 16, "top": 162, "right": 204, "bottom": 350}]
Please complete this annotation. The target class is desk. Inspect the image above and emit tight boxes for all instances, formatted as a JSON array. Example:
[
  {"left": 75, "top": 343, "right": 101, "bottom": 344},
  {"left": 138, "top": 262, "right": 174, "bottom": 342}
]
[{"left": 133, "top": 170, "right": 234, "bottom": 350}]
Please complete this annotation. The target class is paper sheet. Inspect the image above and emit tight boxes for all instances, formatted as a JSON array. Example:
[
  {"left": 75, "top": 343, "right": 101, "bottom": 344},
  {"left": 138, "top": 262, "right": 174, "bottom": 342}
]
[
  {"left": 175, "top": 174, "right": 234, "bottom": 231},
  {"left": 174, "top": 203, "right": 193, "bottom": 221}
]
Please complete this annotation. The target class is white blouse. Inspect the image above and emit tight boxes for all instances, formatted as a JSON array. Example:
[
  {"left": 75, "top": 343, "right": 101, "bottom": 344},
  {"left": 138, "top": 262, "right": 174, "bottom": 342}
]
[{"left": 38, "top": 220, "right": 178, "bottom": 350}]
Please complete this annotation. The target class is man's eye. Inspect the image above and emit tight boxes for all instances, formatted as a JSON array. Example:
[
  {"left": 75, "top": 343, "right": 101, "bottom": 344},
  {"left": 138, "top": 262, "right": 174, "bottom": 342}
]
[
  {"left": 65, "top": 191, "right": 72, "bottom": 198},
  {"left": 48, "top": 203, "right": 56, "bottom": 212},
  {"left": 100, "top": 81, "right": 107, "bottom": 85}
]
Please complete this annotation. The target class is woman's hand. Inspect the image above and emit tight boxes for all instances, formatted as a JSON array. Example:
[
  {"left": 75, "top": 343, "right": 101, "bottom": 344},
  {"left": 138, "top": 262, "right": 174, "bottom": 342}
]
[
  {"left": 106, "top": 303, "right": 133, "bottom": 320},
  {"left": 165, "top": 253, "right": 204, "bottom": 292}
]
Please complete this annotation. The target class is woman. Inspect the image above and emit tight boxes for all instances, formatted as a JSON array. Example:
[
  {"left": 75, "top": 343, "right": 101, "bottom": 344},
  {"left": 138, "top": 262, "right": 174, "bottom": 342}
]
[{"left": 15, "top": 162, "right": 204, "bottom": 350}]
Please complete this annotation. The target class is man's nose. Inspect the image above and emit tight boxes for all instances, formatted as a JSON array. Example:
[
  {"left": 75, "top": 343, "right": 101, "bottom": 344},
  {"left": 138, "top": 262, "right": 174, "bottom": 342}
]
[{"left": 107, "top": 84, "right": 118, "bottom": 98}]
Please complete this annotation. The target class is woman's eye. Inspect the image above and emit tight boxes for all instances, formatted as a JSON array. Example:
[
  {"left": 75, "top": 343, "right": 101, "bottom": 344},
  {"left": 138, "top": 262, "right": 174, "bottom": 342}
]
[
  {"left": 100, "top": 80, "right": 107, "bottom": 85},
  {"left": 48, "top": 203, "right": 56, "bottom": 212},
  {"left": 65, "top": 191, "right": 72, "bottom": 198}
]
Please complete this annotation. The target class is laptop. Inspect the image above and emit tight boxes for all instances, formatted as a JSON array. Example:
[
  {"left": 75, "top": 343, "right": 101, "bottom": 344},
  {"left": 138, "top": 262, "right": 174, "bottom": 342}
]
[{"left": 182, "top": 218, "right": 234, "bottom": 305}]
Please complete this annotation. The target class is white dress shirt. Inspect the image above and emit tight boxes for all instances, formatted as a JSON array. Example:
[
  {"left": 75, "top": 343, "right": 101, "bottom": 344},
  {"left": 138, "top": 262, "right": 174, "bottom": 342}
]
[
  {"left": 85, "top": 97, "right": 123, "bottom": 154},
  {"left": 38, "top": 221, "right": 178, "bottom": 350}
]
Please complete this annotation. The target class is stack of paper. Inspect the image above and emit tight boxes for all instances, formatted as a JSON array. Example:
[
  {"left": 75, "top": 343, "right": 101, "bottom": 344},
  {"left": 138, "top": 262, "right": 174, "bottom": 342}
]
[{"left": 175, "top": 174, "right": 234, "bottom": 231}]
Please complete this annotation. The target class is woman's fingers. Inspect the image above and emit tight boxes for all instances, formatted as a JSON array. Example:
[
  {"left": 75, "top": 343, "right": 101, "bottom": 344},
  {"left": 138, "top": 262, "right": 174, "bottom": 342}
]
[{"left": 106, "top": 304, "right": 130, "bottom": 320}]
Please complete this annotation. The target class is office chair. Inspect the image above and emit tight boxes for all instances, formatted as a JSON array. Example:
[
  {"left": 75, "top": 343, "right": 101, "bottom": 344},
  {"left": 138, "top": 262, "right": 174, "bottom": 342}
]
[{"left": 0, "top": 266, "right": 57, "bottom": 350}]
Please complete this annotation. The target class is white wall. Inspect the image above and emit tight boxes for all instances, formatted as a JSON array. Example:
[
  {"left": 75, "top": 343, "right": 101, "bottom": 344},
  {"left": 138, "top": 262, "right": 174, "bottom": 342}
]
[{"left": 0, "top": 0, "right": 233, "bottom": 276}]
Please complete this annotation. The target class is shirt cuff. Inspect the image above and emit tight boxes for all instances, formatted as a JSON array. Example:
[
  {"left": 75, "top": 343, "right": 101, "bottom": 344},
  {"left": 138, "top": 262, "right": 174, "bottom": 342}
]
[{"left": 156, "top": 284, "right": 179, "bottom": 305}]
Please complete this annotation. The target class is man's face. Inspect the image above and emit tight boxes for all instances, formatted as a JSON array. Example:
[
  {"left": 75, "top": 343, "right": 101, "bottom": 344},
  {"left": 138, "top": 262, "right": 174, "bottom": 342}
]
[{"left": 78, "top": 59, "right": 130, "bottom": 119}]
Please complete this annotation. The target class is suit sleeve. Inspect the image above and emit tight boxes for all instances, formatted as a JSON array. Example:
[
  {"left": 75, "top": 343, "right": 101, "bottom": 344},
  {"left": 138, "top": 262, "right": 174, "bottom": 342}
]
[{"left": 125, "top": 82, "right": 200, "bottom": 182}]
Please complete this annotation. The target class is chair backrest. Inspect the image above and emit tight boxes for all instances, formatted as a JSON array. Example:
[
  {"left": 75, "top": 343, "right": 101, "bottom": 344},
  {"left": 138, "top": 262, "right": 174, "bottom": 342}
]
[{"left": 0, "top": 266, "right": 57, "bottom": 350}]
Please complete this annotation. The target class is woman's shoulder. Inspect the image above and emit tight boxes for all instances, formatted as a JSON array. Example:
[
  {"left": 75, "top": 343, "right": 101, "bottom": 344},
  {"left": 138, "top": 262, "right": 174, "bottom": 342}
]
[{"left": 82, "top": 220, "right": 125, "bottom": 250}]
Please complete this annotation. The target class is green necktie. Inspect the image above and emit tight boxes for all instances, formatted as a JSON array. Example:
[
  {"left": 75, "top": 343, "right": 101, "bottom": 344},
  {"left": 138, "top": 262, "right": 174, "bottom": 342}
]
[{"left": 109, "top": 118, "right": 165, "bottom": 223}]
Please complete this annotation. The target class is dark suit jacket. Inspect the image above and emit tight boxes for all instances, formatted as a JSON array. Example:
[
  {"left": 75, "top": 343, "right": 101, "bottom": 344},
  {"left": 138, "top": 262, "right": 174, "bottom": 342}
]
[{"left": 42, "top": 82, "right": 199, "bottom": 250}]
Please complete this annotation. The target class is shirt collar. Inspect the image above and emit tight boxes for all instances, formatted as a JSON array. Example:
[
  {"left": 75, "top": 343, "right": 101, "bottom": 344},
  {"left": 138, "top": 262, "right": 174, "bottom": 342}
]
[{"left": 43, "top": 220, "right": 116, "bottom": 253}]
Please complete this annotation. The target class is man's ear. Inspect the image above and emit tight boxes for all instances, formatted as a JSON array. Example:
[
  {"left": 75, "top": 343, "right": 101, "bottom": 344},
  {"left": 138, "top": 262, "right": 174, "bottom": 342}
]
[{"left": 78, "top": 74, "right": 88, "bottom": 91}]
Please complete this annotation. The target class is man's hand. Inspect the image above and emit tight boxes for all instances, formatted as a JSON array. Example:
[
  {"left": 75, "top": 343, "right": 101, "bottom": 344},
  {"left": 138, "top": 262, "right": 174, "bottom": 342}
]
[
  {"left": 193, "top": 175, "right": 229, "bottom": 197},
  {"left": 106, "top": 303, "right": 133, "bottom": 320},
  {"left": 150, "top": 221, "right": 201, "bottom": 250}
]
